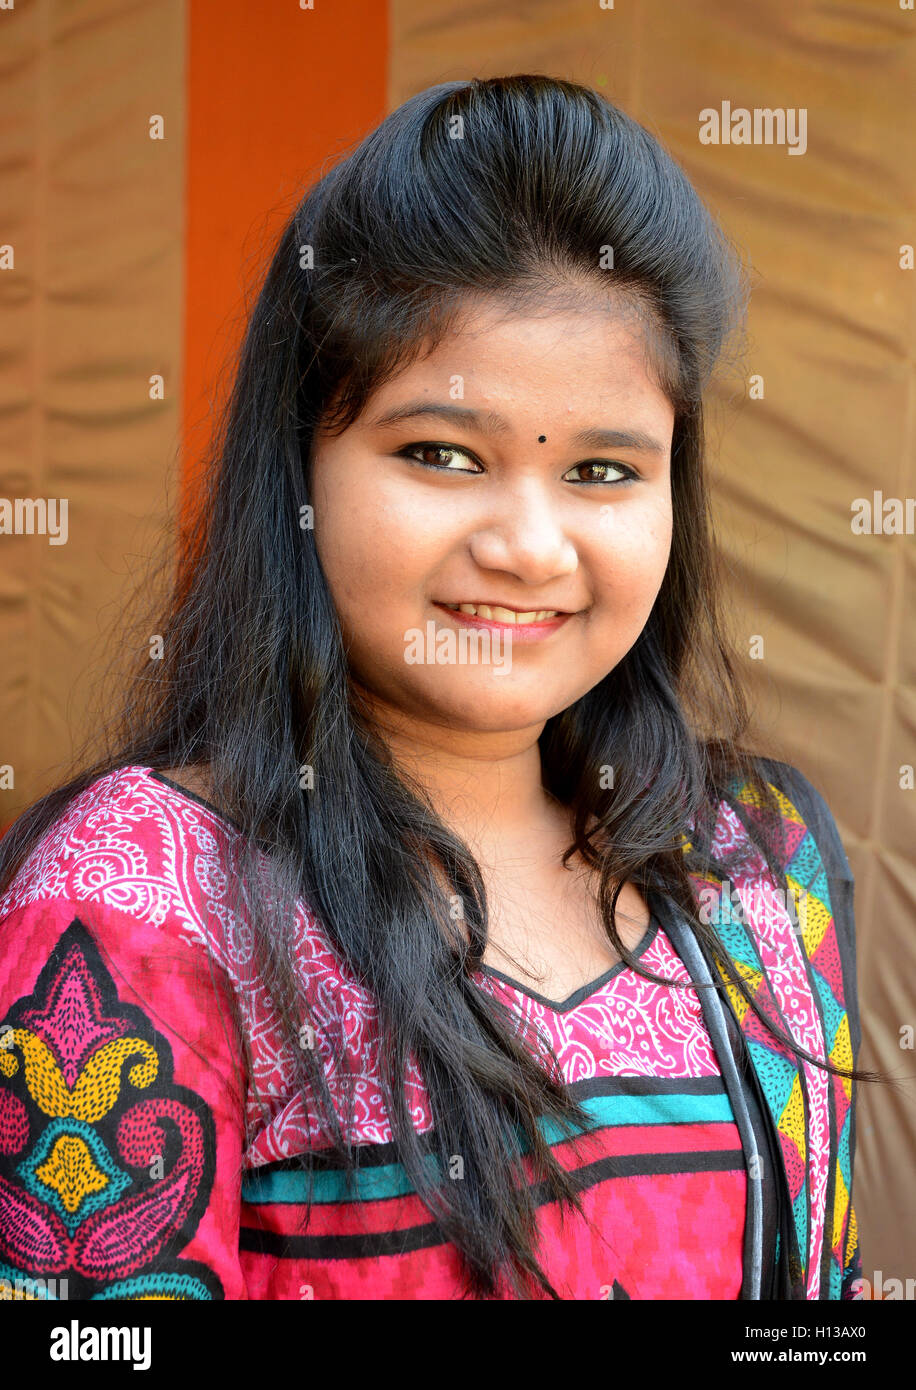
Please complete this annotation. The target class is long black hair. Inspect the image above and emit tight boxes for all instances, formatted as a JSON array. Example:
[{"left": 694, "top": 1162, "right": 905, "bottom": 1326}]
[{"left": 0, "top": 75, "right": 879, "bottom": 1299}]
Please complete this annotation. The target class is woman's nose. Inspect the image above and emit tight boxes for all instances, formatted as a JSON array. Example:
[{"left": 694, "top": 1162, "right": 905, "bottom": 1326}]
[{"left": 466, "top": 482, "right": 578, "bottom": 583}]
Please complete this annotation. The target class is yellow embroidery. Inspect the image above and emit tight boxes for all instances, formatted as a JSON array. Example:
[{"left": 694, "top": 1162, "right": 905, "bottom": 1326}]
[
  {"left": 713, "top": 953, "right": 759, "bottom": 1025},
  {"left": 735, "top": 778, "right": 806, "bottom": 826},
  {"left": 845, "top": 1203, "right": 858, "bottom": 1267},
  {"left": 34, "top": 1134, "right": 109, "bottom": 1214},
  {"left": 831, "top": 1163, "right": 850, "bottom": 1251},
  {"left": 829, "top": 1014, "right": 853, "bottom": 1102},
  {"left": 0, "top": 1028, "right": 158, "bottom": 1122},
  {"left": 779, "top": 1072, "right": 807, "bottom": 1162},
  {"left": 786, "top": 873, "right": 830, "bottom": 957}
]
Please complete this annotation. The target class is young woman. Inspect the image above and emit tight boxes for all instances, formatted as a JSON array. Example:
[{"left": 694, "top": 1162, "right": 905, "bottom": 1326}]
[{"left": 0, "top": 75, "right": 870, "bottom": 1301}]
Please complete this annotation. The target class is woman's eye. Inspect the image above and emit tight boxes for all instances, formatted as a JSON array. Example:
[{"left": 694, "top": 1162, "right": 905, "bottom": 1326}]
[
  {"left": 397, "top": 445, "right": 637, "bottom": 485},
  {"left": 564, "top": 461, "right": 636, "bottom": 485},
  {"left": 398, "top": 443, "right": 481, "bottom": 472}
]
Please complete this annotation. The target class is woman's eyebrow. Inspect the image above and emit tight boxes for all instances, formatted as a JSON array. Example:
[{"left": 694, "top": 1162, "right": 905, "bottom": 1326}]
[{"left": 368, "top": 400, "right": 667, "bottom": 453}]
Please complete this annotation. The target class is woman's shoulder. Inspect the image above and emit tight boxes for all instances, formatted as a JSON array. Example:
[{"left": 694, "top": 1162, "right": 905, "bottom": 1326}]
[
  {"left": 0, "top": 767, "right": 251, "bottom": 1299},
  {"left": 0, "top": 764, "right": 245, "bottom": 955},
  {"left": 708, "top": 755, "right": 859, "bottom": 1009},
  {"left": 728, "top": 754, "right": 854, "bottom": 885}
]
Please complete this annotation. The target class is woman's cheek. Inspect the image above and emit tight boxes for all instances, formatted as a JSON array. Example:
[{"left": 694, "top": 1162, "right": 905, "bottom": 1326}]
[{"left": 590, "top": 530, "right": 668, "bottom": 602}]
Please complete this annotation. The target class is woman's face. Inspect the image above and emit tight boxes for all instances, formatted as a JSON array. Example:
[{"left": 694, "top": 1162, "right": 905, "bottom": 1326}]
[{"left": 310, "top": 294, "right": 675, "bottom": 736}]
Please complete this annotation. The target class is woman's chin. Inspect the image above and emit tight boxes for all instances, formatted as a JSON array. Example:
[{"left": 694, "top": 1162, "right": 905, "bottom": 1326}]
[{"left": 412, "top": 684, "right": 575, "bottom": 734}]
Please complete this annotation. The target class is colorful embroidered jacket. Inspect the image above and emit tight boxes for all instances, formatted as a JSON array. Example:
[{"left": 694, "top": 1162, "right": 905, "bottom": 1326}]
[
  {"left": 0, "top": 759, "right": 860, "bottom": 1299},
  {"left": 680, "top": 757, "right": 861, "bottom": 1301}
]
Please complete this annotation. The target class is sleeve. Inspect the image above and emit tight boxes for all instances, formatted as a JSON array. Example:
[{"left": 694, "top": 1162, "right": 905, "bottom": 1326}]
[
  {"left": 0, "top": 895, "right": 249, "bottom": 1300},
  {"left": 752, "top": 756, "right": 863, "bottom": 1301}
]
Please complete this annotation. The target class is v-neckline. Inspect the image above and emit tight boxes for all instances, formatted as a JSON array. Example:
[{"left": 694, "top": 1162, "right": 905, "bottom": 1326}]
[{"left": 474, "top": 914, "right": 659, "bottom": 1014}]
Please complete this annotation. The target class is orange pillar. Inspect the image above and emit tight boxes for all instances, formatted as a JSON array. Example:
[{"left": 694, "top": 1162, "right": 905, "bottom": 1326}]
[{"left": 181, "top": 0, "right": 389, "bottom": 523}]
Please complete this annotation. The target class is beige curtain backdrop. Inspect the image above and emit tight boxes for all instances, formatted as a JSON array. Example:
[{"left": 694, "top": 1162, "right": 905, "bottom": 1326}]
[
  {"left": 389, "top": 0, "right": 916, "bottom": 1283},
  {"left": 1, "top": 0, "right": 913, "bottom": 1288},
  {"left": 0, "top": 0, "right": 187, "bottom": 795}
]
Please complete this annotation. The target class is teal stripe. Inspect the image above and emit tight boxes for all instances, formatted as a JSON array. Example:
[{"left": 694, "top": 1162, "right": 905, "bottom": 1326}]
[
  {"left": 242, "top": 1089, "right": 735, "bottom": 1206},
  {"left": 538, "top": 1089, "right": 734, "bottom": 1143},
  {"left": 244, "top": 1155, "right": 440, "bottom": 1205}
]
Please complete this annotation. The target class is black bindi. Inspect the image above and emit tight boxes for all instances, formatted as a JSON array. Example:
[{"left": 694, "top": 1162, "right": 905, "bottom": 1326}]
[{"left": 537, "top": 435, "right": 546, "bottom": 443}]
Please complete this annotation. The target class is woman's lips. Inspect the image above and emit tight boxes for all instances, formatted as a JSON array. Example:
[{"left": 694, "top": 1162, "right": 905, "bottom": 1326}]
[{"left": 431, "top": 602, "right": 572, "bottom": 641}]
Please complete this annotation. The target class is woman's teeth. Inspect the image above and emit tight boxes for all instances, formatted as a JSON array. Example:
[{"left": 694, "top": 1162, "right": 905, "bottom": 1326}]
[{"left": 442, "top": 603, "right": 559, "bottom": 624}]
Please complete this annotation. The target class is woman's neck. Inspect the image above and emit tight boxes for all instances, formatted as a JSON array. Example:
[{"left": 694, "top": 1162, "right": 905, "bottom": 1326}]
[{"left": 351, "top": 685, "right": 560, "bottom": 859}]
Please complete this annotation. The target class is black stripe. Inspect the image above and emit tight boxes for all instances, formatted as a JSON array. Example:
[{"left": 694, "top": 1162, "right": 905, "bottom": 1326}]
[
  {"left": 568, "top": 1074, "right": 727, "bottom": 1100},
  {"left": 247, "top": 1075, "right": 730, "bottom": 1175},
  {"left": 240, "top": 1148, "right": 745, "bottom": 1261}
]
